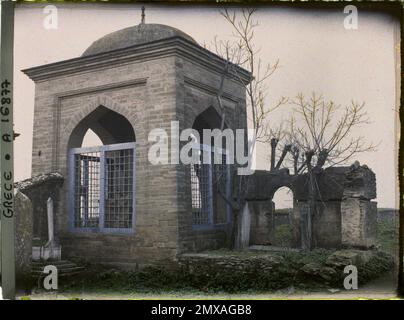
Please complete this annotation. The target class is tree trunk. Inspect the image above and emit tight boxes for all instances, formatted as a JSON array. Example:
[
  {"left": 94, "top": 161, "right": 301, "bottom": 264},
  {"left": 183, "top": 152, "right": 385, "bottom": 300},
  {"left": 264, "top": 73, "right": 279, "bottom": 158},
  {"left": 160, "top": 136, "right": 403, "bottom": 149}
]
[
  {"left": 307, "top": 170, "right": 319, "bottom": 251},
  {"left": 230, "top": 209, "right": 239, "bottom": 249}
]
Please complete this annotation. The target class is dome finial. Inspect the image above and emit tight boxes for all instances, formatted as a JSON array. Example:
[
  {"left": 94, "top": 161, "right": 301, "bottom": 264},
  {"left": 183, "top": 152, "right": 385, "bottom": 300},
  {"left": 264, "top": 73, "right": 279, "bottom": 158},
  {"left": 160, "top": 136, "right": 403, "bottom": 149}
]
[{"left": 141, "top": 6, "right": 145, "bottom": 24}]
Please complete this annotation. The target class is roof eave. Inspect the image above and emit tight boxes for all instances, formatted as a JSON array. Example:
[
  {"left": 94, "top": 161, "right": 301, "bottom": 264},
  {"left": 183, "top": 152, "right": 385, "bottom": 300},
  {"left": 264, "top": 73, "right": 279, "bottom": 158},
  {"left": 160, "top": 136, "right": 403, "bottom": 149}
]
[{"left": 22, "top": 36, "right": 252, "bottom": 84}]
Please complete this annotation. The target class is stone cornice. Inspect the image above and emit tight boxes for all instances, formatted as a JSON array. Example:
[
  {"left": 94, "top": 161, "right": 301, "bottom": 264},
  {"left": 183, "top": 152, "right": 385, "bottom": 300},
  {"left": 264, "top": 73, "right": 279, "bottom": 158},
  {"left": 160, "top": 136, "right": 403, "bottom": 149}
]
[
  {"left": 22, "top": 36, "right": 252, "bottom": 84},
  {"left": 55, "top": 77, "right": 147, "bottom": 99}
]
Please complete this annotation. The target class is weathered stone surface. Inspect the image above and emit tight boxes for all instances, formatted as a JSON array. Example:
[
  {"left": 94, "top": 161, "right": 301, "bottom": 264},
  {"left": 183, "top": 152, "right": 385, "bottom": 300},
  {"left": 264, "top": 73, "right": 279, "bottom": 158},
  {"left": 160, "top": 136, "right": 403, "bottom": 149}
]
[
  {"left": 16, "top": 173, "right": 64, "bottom": 242},
  {"left": 343, "top": 163, "right": 376, "bottom": 200},
  {"left": 326, "top": 249, "right": 373, "bottom": 268},
  {"left": 341, "top": 199, "right": 377, "bottom": 248},
  {"left": 15, "top": 172, "right": 63, "bottom": 192},
  {"left": 312, "top": 201, "right": 342, "bottom": 248},
  {"left": 245, "top": 164, "right": 375, "bottom": 202},
  {"left": 178, "top": 249, "right": 392, "bottom": 289},
  {"left": 293, "top": 167, "right": 348, "bottom": 201},
  {"left": 319, "top": 266, "right": 337, "bottom": 281},
  {"left": 248, "top": 200, "right": 273, "bottom": 245},
  {"left": 245, "top": 163, "right": 377, "bottom": 250},
  {"left": 14, "top": 190, "right": 33, "bottom": 286},
  {"left": 291, "top": 200, "right": 342, "bottom": 249},
  {"left": 243, "top": 169, "right": 292, "bottom": 201},
  {"left": 179, "top": 251, "right": 285, "bottom": 273},
  {"left": 301, "top": 262, "right": 322, "bottom": 275}
]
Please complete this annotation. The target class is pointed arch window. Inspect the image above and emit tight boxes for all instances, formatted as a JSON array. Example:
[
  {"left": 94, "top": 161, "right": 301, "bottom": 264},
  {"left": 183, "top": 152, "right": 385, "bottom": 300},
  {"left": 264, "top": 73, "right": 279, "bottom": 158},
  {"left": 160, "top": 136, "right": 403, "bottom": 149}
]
[{"left": 67, "top": 106, "right": 136, "bottom": 233}]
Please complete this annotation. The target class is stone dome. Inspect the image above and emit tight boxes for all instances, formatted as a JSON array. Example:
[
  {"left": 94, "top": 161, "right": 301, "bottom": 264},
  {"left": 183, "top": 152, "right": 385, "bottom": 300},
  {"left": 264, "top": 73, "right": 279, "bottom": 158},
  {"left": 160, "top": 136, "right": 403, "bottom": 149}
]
[{"left": 82, "top": 23, "right": 197, "bottom": 56}]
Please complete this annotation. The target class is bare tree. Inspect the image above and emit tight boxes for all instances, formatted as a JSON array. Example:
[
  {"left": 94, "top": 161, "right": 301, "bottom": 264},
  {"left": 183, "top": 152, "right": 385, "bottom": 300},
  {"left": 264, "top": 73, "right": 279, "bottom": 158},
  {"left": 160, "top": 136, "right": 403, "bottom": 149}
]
[
  {"left": 210, "top": 8, "right": 376, "bottom": 251},
  {"left": 282, "top": 92, "right": 376, "bottom": 249},
  {"left": 209, "top": 7, "right": 376, "bottom": 251},
  {"left": 287, "top": 93, "right": 375, "bottom": 171},
  {"left": 211, "top": 8, "right": 287, "bottom": 248},
  {"left": 214, "top": 8, "right": 287, "bottom": 141}
]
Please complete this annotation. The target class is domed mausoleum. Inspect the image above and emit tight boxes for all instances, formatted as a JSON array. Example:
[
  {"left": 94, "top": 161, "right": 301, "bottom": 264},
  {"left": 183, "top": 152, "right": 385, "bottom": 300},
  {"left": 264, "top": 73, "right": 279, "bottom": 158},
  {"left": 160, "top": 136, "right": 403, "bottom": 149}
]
[
  {"left": 23, "top": 17, "right": 250, "bottom": 267},
  {"left": 82, "top": 23, "right": 198, "bottom": 56}
]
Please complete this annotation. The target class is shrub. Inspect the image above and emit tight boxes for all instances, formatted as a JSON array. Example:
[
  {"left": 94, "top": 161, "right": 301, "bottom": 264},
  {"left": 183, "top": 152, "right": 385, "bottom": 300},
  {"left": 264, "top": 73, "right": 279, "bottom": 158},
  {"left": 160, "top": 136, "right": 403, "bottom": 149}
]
[
  {"left": 57, "top": 249, "right": 394, "bottom": 294},
  {"left": 272, "top": 224, "right": 294, "bottom": 247}
]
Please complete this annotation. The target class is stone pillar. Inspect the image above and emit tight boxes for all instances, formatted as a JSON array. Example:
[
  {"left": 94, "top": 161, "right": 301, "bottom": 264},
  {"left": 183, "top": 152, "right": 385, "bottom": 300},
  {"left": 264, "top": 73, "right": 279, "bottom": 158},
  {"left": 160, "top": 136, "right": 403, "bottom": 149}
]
[
  {"left": 341, "top": 198, "right": 377, "bottom": 248},
  {"left": 46, "top": 197, "right": 54, "bottom": 244},
  {"left": 41, "top": 196, "right": 61, "bottom": 261},
  {"left": 341, "top": 163, "right": 377, "bottom": 248}
]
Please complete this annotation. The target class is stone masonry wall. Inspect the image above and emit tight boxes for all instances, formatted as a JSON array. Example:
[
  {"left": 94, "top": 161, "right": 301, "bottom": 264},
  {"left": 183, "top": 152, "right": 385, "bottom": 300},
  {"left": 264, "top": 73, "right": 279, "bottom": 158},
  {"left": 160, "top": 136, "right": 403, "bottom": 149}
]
[
  {"left": 28, "top": 43, "right": 250, "bottom": 266},
  {"left": 30, "top": 56, "right": 181, "bottom": 267},
  {"left": 248, "top": 200, "right": 273, "bottom": 245},
  {"left": 175, "top": 56, "right": 248, "bottom": 253},
  {"left": 245, "top": 163, "right": 377, "bottom": 250}
]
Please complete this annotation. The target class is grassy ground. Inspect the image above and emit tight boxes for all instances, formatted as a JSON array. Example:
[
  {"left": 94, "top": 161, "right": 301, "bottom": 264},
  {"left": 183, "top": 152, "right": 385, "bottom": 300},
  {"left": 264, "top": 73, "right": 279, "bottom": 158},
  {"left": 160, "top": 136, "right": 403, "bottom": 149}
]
[
  {"left": 20, "top": 247, "right": 394, "bottom": 300},
  {"left": 20, "top": 271, "right": 398, "bottom": 300},
  {"left": 376, "top": 218, "right": 399, "bottom": 255},
  {"left": 18, "top": 213, "right": 399, "bottom": 300}
]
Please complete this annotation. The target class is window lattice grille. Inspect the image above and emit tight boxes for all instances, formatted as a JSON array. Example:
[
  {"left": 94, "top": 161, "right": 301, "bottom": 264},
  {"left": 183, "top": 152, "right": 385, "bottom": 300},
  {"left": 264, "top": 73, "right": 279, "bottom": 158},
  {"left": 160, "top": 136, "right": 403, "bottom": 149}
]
[
  {"left": 213, "top": 153, "right": 229, "bottom": 224},
  {"left": 191, "top": 162, "right": 212, "bottom": 225},
  {"left": 70, "top": 143, "right": 135, "bottom": 232},
  {"left": 74, "top": 152, "right": 101, "bottom": 228},
  {"left": 191, "top": 145, "right": 229, "bottom": 226},
  {"left": 104, "top": 149, "right": 134, "bottom": 229}
]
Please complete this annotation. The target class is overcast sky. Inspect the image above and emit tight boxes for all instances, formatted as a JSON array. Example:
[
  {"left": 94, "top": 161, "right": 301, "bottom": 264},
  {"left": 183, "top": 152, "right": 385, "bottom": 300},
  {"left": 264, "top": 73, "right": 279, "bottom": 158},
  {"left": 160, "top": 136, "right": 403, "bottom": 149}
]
[{"left": 12, "top": 3, "right": 400, "bottom": 208}]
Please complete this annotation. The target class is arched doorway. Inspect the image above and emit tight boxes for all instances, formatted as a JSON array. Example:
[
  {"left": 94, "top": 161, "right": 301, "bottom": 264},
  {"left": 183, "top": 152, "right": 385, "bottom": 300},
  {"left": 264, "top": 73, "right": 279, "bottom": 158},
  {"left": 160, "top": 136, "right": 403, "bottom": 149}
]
[
  {"left": 271, "top": 187, "right": 295, "bottom": 248},
  {"left": 67, "top": 106, "right": 136, "bottom": 233},
  {"left": 190, "top": 106, "right": 230, "bottom": 227},
  {"left": 68, "top": 105, "right": 136, "bottom": 149}
]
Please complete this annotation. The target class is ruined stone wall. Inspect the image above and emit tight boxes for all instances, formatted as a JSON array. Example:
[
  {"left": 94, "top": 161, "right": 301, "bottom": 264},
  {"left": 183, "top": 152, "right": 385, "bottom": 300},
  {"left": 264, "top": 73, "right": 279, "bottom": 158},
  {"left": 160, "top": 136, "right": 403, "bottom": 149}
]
[
  {"left": 248, "top": 200, "right": 273, "bottom": 245},
  {"left": 314, "top": 201, "right": 343, "bottom": 248},
  {"left": 294, "top": 165, "right": 377, "bottom": 249},
  {"left": 177, "top": 249, "right": 392, "bottom": 290},
  {"left": 245, "top": 164, "right": 377, "bottom": 249}
]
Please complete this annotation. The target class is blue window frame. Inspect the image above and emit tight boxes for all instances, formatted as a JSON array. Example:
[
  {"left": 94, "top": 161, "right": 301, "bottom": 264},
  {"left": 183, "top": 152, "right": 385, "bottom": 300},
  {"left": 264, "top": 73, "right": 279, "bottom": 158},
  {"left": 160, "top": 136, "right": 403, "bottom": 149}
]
[
  {"left": 190, "top": 144, "right": 231, "bottom": 229},
  {"left": 68, "top": 142, "right": 136, "bottom": 234}
]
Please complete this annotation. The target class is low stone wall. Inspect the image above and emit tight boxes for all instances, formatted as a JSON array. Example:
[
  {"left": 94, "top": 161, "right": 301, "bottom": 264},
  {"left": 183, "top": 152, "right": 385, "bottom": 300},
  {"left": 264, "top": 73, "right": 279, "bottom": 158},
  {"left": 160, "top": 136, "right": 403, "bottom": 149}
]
[
  {"left": 179, "top": 252, "right": 285, "bottom": 273},
  {"left": 178, "top": 249, "right": 394, "bottom": 290},
  {"left": 378, "top": 209, "right": 399, "bottom": 222}
]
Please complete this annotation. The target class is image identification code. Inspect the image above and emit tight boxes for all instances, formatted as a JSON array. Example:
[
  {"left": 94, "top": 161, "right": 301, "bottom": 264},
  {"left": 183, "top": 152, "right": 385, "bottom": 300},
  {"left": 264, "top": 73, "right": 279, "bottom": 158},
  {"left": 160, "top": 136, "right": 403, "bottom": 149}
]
[{"left": 151, "top": 304, "right": 252, "bottom": 317}]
